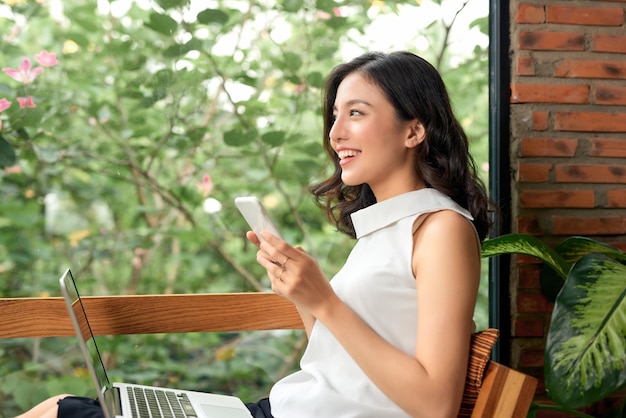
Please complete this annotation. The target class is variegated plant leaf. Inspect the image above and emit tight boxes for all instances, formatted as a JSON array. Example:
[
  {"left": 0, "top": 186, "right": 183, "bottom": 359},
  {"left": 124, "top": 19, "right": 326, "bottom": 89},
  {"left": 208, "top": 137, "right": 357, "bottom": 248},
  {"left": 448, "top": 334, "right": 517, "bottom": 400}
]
[
  {"left": 553, "top": 236, "right": 626, "bottom": 265},
  {"left": 541, "top": 237, "right": 626, "bottom": 302},
  {"left": 544, "top": 253, "right": 626, "bottom": 408},
  {"left": 481, "top": 233, "right": 570, "bottom": 279}
]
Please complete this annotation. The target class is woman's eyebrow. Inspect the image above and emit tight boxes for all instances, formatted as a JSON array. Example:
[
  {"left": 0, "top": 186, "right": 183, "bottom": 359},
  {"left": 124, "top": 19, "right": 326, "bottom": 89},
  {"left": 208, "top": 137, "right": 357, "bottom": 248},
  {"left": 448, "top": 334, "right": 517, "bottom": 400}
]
[{"left": 333, "top": 99, "right": 373, "bottom": 110}]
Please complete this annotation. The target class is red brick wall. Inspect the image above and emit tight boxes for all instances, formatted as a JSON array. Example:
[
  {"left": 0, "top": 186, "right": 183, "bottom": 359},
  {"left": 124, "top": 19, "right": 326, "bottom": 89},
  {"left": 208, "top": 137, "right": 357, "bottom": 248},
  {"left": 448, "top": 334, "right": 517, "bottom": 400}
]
[{"left": 509, "top": 0, "right": 626, "bottom": 413}]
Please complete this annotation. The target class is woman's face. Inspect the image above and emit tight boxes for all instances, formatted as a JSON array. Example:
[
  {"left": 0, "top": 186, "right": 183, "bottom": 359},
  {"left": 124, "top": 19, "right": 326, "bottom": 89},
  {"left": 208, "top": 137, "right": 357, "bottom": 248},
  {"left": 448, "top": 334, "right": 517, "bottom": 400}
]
[{"left": 329, "top": 72, "right": 425, "bottom": 200}]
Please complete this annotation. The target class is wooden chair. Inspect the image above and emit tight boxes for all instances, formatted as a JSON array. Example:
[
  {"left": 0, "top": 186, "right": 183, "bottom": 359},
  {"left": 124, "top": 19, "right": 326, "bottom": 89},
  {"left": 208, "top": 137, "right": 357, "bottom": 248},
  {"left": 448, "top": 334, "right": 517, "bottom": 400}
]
[{"left": 0, "top": 293, "right": 537, "bottom": 417}]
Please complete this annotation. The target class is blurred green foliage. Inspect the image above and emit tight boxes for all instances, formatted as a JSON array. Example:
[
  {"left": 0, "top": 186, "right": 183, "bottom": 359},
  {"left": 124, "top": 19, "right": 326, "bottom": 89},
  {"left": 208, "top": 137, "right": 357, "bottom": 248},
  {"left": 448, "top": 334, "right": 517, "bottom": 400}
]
[{"left": 0, "top": 0, "right": 489, "bottom": 415}]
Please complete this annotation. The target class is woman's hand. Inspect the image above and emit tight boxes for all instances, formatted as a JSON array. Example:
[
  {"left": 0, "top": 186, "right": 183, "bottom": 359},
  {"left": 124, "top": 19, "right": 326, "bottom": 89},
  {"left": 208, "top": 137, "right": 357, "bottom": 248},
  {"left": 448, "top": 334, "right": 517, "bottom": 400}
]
[{"left": 249, "top": 230, "right": 336, "bottom": 318}]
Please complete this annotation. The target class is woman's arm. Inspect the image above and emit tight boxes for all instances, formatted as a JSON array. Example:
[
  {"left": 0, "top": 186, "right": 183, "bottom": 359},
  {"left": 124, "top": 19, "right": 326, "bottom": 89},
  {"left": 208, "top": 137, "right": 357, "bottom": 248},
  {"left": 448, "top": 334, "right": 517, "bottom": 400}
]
[{"left": 256, "top": 210, "right": 480, "bottom": 417}]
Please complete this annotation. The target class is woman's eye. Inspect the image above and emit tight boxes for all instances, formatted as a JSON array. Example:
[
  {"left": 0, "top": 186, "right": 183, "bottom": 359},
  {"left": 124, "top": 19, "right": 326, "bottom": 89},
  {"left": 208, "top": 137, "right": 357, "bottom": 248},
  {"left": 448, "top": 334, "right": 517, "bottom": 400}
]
[{"left": 350, "top": 109, "right": 362, "bottom": 116}]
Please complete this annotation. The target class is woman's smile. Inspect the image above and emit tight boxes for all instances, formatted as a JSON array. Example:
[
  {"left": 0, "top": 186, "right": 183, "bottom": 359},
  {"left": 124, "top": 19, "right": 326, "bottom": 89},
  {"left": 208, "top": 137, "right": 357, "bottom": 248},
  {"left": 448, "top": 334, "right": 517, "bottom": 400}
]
[{"left": 337, "top": 148, "right": 361, "bottom": 166}]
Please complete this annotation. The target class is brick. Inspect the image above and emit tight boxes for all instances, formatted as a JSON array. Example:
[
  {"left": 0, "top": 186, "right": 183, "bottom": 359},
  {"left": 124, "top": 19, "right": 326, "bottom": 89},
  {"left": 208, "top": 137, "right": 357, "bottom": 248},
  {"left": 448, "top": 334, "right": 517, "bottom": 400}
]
[
  {"left": 590, "top": 137, "right": 626, "bottom": 157},
  {"left": 520, "top": 189, "right": 595, "bottom": 208},
  {"left": 516, "top": 55, "right": 536, "bottom": 76},
  {"left": 517, "top": 254, "right": 544, "bottom": 265},
  {"left": 517, "top": 216, "right": 544, "bottom": 235},
  {"left": 555, "top": 164, "right": 626, "bottom": 183},
  {"left": 511, "top": 83, "right": 589, "bottom": 104},
  {"left": 610, "top": 242, "right": 626, "bottom": 252},
  {"left": 516, "top": 4, "right": 545, "bottom": 24},
  {"left": 519, "top": 267, "right": 541, "bottom": 289},
  {"left": 518, "top": 163, "right": 551, "bottom": 182},
  {"left": 555, "top": 60, "right": 626, "bottom": 79},
  {"left": 592, "top": 34, "right": 626, "bottom": 54},
  {"left": 520, "top": 137, "right": 578, "bottom": 157},
  {"left": 552, "top": 215, "right": 626, "bottom": 235},
  {"left": 607, "top": 189, "right": 626, "bottom": 208},
  {"left": 595, "top": 85, "right": 626, "bottom": 105},
  {"left": 555, "top": 111, "right": 626, "bottom": 132},
  {"left": 533, "top": 111, "right": 549, "bottom": 131},
  {"left": 519, "top": 346, "right": 545, "bottom": 365},
  {"left": 547, "top": 5, "right": 625, "bottom": 26},
  {"left": 519, "top": 31, "right": 585, "bottom": 51},
  {"left": 518, "top": 293, "right": 551, "bottom": 314}
]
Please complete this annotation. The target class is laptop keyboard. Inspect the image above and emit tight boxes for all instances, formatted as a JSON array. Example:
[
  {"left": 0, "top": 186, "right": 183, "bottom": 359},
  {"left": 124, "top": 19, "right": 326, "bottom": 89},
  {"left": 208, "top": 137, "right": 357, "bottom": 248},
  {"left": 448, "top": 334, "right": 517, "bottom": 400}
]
[{"left": 128, "top": 386, "right": 199, "bottom": 418}]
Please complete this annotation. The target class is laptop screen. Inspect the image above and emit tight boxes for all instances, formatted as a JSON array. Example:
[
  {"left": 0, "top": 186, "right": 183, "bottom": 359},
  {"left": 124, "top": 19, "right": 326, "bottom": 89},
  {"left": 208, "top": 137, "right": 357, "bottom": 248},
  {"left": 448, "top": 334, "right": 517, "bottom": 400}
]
[{"left": 60, "top": 268, "right": 117, "bottom": 417}]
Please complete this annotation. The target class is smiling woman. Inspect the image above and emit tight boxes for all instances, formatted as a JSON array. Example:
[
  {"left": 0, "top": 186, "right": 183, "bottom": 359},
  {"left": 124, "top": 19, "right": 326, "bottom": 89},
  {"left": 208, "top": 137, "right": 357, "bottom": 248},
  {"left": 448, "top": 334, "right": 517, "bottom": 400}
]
[{"left": 0, "top": 1, "right": 489, "bottom": 415}]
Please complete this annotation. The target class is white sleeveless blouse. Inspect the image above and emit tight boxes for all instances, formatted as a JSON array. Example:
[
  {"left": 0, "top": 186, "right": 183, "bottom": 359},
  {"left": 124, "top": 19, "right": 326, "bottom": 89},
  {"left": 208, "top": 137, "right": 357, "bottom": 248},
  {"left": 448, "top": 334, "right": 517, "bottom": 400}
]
[{"left": 269, "top": 188, "right": 474, "bottom": 417}]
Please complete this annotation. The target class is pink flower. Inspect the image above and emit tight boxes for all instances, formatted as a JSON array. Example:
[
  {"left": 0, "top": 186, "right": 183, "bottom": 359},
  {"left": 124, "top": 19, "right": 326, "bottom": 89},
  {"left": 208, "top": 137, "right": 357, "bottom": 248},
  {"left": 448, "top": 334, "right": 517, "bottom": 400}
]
[
  {"left": 3, "top": 26, "right": 19, "bottom": 43},
  {"left": 333, "top": 7, "right": 342, "bottom": 17},
  {"left": 316, "top": 11, "right": 331, "bottom": 20},
  {"left": 3, "top": 57, "right": 43, "bottom": 83},
  {"left": 16, "top": 96, "right": 36, "bottom": 108},
  {"left": 0, "top": 98, "right": 11, "bottom": 112},
  {"left": 197, "top": 174, "right": 214, "bottom": 197},
  {"left": 34, "top": 50, "right": 58, "bottom": 67}
]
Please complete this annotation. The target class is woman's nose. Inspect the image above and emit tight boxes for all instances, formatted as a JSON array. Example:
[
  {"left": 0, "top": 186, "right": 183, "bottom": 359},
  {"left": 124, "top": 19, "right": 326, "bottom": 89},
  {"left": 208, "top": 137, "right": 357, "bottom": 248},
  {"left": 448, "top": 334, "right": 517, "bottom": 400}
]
[{"left": 329, "top": 116, "right": 344, "bottom": 142}]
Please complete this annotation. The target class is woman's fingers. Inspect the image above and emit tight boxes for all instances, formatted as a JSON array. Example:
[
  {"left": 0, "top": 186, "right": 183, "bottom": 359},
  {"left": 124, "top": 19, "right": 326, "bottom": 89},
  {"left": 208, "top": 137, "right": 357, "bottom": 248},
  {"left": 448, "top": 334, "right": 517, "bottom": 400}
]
[
  {"left": 259, "top": 231, "right": 297, "bottom": 265},
  {"left": 246, "top": 231, "right": 261, "bottom": 247}
]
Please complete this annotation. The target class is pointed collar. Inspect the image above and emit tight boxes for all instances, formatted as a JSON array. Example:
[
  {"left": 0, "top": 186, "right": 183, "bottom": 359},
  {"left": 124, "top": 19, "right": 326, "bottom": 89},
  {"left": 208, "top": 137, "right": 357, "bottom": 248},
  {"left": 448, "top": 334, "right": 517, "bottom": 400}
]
[{"left": 351, "top": 188, "right": 473, "bottom": 239}]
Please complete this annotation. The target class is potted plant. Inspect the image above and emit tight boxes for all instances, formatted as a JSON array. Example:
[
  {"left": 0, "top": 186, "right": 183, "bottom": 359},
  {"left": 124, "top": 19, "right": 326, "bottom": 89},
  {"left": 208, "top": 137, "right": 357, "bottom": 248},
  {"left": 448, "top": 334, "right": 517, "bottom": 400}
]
[{"left": 481, "top": 234, "right": 626, "bottom": 417}]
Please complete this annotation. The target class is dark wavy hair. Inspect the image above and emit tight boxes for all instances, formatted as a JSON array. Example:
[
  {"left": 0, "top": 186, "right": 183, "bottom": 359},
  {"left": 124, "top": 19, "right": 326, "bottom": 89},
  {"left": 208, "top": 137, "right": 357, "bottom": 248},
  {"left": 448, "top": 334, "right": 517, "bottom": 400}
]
[{"left": 309, "top": 51, "right": 492, "bottom": 241}]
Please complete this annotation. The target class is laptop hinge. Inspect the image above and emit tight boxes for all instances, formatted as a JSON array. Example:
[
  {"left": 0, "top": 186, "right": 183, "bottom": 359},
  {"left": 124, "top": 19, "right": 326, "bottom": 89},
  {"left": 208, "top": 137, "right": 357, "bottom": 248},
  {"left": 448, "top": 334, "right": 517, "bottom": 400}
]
[{"left": 104, "top": 386, "right": 123, "bottom": 416}]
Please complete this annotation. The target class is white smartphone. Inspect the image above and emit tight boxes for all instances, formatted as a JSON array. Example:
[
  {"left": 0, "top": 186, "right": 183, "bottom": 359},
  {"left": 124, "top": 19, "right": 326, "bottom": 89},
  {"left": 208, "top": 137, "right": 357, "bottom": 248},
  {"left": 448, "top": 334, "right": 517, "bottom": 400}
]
[{"left": 234, "top": 196, "right": 283, "bottom": 240}]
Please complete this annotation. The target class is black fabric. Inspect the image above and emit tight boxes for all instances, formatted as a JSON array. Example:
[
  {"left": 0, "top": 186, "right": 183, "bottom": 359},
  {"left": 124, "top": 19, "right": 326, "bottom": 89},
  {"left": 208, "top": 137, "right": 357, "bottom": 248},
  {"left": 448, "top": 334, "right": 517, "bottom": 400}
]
[
  {"left": 58, "top": 395, "right": 273, "bottom": 418},
  {"left": 57, "top": 396, "right": 105, "bottom": 418},
  {"left": 245, "top": 397, "right": 274, "bottom": 418}
]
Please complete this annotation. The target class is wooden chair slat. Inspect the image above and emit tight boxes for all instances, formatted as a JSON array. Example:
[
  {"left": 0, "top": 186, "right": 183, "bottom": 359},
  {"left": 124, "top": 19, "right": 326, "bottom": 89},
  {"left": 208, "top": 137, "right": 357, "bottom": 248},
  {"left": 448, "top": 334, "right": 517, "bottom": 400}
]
[
  {"left": 471, "top": 361, "right": 538, "bottom": 417},
  {"left": 0, "top": 293, "right": 303, "bottom": 338}
]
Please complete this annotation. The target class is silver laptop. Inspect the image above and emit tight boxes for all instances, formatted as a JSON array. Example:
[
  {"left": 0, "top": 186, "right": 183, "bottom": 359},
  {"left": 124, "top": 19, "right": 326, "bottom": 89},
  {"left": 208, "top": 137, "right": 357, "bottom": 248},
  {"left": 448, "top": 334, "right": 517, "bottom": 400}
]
[{"left": 59, "top": 268, "right": 254, "bottom": 418}]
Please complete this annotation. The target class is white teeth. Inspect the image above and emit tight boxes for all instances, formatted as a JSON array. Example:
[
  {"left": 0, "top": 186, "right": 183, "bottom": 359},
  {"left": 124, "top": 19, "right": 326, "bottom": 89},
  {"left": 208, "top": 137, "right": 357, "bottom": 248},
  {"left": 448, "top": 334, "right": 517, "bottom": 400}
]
[{"left": 337, "top": 150, "right": 360, "bottom": 159}]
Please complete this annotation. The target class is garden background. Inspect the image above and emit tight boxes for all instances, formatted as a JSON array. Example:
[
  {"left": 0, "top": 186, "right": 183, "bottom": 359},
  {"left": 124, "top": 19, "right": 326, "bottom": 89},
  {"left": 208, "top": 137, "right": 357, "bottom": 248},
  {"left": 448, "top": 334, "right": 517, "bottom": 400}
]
[{"left": 0, "top": 0, "right": 489, "bottom": 415}]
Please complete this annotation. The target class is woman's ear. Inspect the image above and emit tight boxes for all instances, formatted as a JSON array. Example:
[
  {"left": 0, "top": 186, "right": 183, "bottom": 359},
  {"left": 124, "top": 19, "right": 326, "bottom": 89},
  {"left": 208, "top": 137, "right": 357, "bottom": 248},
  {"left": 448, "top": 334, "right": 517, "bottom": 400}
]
[{"left": 405, "top": 120, "right": 426, "bottom": 148}]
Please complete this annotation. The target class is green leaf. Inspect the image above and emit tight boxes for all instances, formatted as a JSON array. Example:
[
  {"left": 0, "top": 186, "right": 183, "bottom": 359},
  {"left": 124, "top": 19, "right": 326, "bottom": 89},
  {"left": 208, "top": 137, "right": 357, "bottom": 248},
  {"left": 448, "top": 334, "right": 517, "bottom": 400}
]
[
  {"left": 283, "top": 52, "right": 303, "bottom": 72},
  {"left": 145, "top": 12, "right": 178, "bottom": 35},
  {"left": 197, "top": 8, "right": 229, "bottom": 25},
  {"left": 305, "top": 71, "right": 324, "bottom": 88},
  {"left": 156, "top": 0, "right": 188, "bottom": 10},
  {"left": 554, "top": 236, "right": 626, "bottom": 265},
  {"left": 544, "top": 253, "right": 626, "bottom": 408},
  {"left": 481, "top": 233, "right": 570, "bottom": 279},
  {"left": 163, "top": 42, "right": 195, "bottom": 58},
  {"left": 282, "top": 0, "right": 304, "bottom": 13},
  {"left": 150, "top": 69, "right": 175, "bottom": 88},
  {"left": 469, "top": 16, "right": 489, "bottom": 36},
  {"left": 67, "top": 31, "right": 90, "bottom": 48},
  {"left": 0, "top": 135, "right": 16, "bottom": 168},
  {"left": 324, "top": 16, "right": 349, "bottom": 30},
  {"left": 223, "top": 128, "right": 255, "bottom": 147},
  {"left": 541, "top": 236, "right": 626, "bottom": 302},
  {"left": 261, "top": 131, "right": 285, "bottom": 147}
]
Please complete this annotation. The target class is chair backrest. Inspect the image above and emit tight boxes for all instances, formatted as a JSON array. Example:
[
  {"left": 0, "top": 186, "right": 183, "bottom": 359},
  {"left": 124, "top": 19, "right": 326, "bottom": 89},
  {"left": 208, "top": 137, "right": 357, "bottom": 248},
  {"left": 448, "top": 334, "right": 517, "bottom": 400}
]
[{"left": 0, "top": 293, "right": 537, "bottom": 417}]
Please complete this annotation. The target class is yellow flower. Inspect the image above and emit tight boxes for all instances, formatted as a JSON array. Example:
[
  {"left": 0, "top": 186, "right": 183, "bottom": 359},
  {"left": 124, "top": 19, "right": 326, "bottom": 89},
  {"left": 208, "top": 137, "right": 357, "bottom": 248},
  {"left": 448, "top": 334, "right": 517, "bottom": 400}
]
[
  {"left": 215, "top": 346, "right": 236, "bottom": 361},
  {"left": 69, "top": 229, "right": 91, "bottom": 246},
  {"left": 63, "top": 40, "right": 80, "bottom": 54},
  {"left": 2, "top": 0, "right": 26, "bottom": 6}
]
